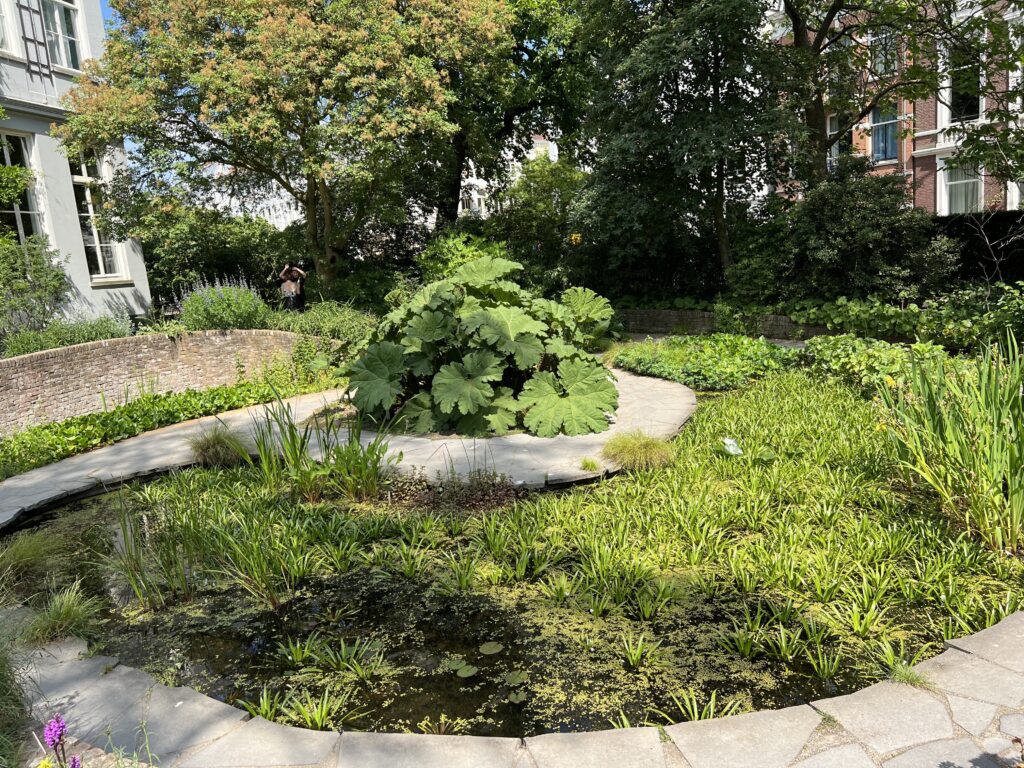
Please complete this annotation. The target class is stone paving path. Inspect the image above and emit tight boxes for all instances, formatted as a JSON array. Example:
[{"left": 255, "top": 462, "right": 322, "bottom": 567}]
[
  {"left": 0, "top": 370, "right": 697, "bottom": 532},
  {"left": 15, "top": 613, "right": 1024, "bottom": 768}
]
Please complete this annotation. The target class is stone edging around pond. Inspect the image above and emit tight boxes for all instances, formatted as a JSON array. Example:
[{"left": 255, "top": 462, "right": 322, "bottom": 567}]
[
  {"left": 16, "top": 612, "right": 1024, "bottom": 768},
  {"left": 0, "top": 370, "right": 697, "bottom": 533}
]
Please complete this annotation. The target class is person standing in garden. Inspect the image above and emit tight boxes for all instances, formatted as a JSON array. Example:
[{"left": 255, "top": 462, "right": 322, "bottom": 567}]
[{"left": 279, "top": 262, "right": 306, "bottom": 311}]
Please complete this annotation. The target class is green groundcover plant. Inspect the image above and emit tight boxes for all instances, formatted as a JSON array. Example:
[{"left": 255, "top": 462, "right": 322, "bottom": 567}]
[
  {"left": 3, "top": 315, "right": 133, "bottom": 358},
  {"left": 348, "top": 256, "right": 618, "bottom": 437},
  {"left": 610, "top": 334, "right": 797, "bottom": 391}
]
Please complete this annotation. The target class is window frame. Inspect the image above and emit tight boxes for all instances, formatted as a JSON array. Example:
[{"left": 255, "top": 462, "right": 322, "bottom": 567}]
[
  {"left": 0, "top": 0, "right": 13, "bottom": 54},
  {"left": 868, "top": 31, "right": 899, "bottom": 78},
  {"left": 939, "top": 40, "right": 985, "bottom": 129},
  {"left": 40, "top": 0, "right": 81, "bottom": 71},
  {"left": 69, "top": 153, "right": 128, "bottom": 282},
  {"left": 938, "top": 157, "right": 984, "bottom": 215},
  {"left": 870, "top": 104, "right": 900, "bottom": 162},
  {"left": 0, "top": 131, "right": 45, "bottom": 246}
]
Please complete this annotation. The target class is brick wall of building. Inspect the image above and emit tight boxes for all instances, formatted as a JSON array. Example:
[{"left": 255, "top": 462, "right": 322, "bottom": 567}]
[{"left": 0, "top": 330, "right": 303, "bottom": 436}]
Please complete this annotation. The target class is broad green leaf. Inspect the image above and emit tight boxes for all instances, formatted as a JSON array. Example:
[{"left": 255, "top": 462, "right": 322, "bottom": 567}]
[
  {"left": 452, "top": 255, "right": 522, "bottom": 286},
  {"left": 561, "top": 287, "right": 614, "bottom": 325},
  {"left": 544, "top": 337, "right": 578, "bottom": 359},
  {"left": 531, "top": 298, "right": 573, "bottom": 327},
  {"left": 396, "top": 392, "right": 437, "bottom": 434},
  {"left": 432, "top": 362, "right": 495, "bottom": 415},
  {"left": 349, "top": 342, "right": 406, "bottom": 413},
  {"left": 462, "top": 350, "right": 504, "bottom": 382},
  {"left": 519, "top": 360, "right": 617, "bottom": 437},
  {"left": 471, "top": 306, "right": 547, "bottom": 366},
  {"left": 402, "top": 311, "right": 451, "bottom": 353}
]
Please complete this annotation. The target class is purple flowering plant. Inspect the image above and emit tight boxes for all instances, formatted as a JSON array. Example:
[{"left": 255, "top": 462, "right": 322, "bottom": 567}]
[{"left": 37, "top": 714, "right": 82, "bottom": 768}]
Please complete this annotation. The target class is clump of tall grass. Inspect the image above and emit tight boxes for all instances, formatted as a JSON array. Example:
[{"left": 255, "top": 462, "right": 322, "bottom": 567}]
[
  {"left": 23, "top": 581, "right": 104, "bottom": 644},
  {"left": 882, "top": 337, "right": 1023, "bottom": 553},
  {"left": 601, "top": 431, "right": 675, "bottom": 471},
  {"left": 0, "top": 641, "right": 26, "bottom": 768},
  {"left": 188, "top": 424, "right": 248, "bottom": 468}
]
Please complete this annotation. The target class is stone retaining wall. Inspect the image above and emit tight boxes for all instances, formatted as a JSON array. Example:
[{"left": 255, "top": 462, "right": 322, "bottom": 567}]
[
  {"left": 617, "top": 308, "right": 833, "bottom": 339},
  {"left": 0, "top": 330, "right": 303, "bottom": 436}
]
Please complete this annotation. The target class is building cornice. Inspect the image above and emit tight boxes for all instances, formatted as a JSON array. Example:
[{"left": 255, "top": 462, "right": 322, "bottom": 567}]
[{"left": 0, "top": 96, "right": 68, "bottom": 123}]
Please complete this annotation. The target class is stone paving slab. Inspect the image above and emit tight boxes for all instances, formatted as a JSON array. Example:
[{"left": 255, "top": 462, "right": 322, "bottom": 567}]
[
  {"left": 335, "top": 732, "right": 522, "bottom": 768},
  {"left": 947, "top": 613, "right": 1024, "bottom": 675},
  {"left": 666, "top": 705, "right": 821, "bottom": 768},
  {"left": 915, "top": 649, "right": 1024, "bottom": 707},
  {"left": 881, "top": 738, "right": 1003, "bottom": 768},
  {"left": 178, "top": 717, "right": 340, "bottom": 768},
  {"left": 947, "top": 695, "right": 999, "bottom": 737},
  {"left": 524, "top": 726, "right": 666, "bottom": 768},
  {"left": 1001, "top": 714, "right": 1024, "bottom": 738},
  {"left": 104, "top": 684, "right": 248, "bottom": 764},
  {"left": 813, "top": 682, "right": 954, "bottom": 755},
  {"left": 792, "top": 744, "right": 878, "bottom": 768}
]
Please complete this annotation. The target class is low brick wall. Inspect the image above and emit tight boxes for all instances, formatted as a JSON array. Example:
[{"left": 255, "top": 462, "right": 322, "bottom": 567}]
[
  {"left": 0, "top": 330, "right": 303, "bottom": 436},
  {"left": 617, "top": 308, "right": 832, "bottom": 340}
]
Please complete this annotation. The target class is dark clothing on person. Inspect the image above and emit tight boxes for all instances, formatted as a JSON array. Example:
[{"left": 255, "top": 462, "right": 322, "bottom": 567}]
[{"left": 279, "top": 265, "right": 306, "bottom": 311}]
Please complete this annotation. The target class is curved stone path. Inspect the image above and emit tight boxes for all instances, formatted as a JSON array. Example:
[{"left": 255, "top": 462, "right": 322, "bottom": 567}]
[
  {"left": 0, "top": 370, "right": 697, "bottom": 532},
  {"left": 13, "top": 613, "right": 1024, "bottom": 768}
]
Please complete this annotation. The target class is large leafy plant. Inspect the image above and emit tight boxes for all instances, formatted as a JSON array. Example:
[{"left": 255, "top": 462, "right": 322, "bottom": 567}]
[{"left": 348, "top": 256, "right": 617, "bottom": 437}]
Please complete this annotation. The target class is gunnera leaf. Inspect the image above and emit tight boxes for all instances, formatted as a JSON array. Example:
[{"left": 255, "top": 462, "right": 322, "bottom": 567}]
[
  {"left": 519, "top": 360, "right": 618, "bottom": 437},
  {"left": 348, "top": 341, "right": 406, "bottom": 413}
]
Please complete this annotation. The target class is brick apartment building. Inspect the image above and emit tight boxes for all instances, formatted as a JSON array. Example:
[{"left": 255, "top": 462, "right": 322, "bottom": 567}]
[{"left": 825, "top": 24, "right": 1022, "bottom": 216}]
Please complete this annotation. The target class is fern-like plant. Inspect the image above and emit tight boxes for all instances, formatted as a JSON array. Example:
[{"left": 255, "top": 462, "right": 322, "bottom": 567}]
[{"left": 347, "top": 256, "right": 618, "bottom": 437}]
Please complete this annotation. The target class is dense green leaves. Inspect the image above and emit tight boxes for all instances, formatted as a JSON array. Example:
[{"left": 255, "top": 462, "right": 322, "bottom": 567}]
[{"left": 349, "top": 256, "right": 617, "bottom": 436}]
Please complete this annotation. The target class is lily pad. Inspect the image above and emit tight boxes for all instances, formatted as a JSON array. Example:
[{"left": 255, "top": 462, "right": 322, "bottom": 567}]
[
  {"left": 446, "top": 657, "right": 467, "bottom": 670},
  {"left": 457, "top": 665, "right": 479, "bottom": 678},
  {"left": 508, "top": 690, "right": 527, "bottom": 704},
  {"left": 479, "top": 642, "right": 504, "bottom": 655},
  {"left": 504, "top": 670, "right": 529, "bottom": 686}
]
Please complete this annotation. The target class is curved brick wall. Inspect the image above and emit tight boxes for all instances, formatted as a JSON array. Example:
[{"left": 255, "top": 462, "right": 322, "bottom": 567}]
[{"left": 0, "top": 330, "right": 303, "bottom": 436}]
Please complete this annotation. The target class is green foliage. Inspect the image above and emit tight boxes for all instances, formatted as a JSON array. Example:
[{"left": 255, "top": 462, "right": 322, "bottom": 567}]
[
  {"left": 349, "top": 256, "right": 618, "bottom": 436},
  {"left": 801, "top": 335, "right": 952, "bottom": 392},
  {"left": 0, "top": 638, "right": 25, "bottom": 768},
  {"left": 0, "top": 363, "right": 314, "bottom": 481},
  {"left": 610, "top": 334, "right": 796, "bottom": 391},
  {"left": 0, "top": 236, "right": 70, "bottom": 340},
  {"left": 788, "top": 297, "right": 922, "bottom": 341},
  {"left": 179, "top": 280, "right": 272, "bottom": 331},
  {"left": 270, "top": 302, "right": 377, "bottom": 351},
  {"left": 601, "top": 431, "right": 674, "bottom": 471},
  {"left": 415, "top": 233, "right": 506, "bottom": 283},
  {"left": 3, "top": 315, "right": 133, "bottom": 358},
  {"left": 485, "top": 156, "right": 587, "bottom": 294},
  {"left": 882, "top": 339, "right": 1024, "bottom": 553},
  {"left": 729, "top": 158, "right": 959, "bottom": 304},
  {"left": 23, "top": 580, "right": 104, "bottom": 644}
]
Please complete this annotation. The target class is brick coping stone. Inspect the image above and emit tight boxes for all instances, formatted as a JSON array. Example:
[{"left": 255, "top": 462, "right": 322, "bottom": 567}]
[
  {"left": 15, "top": 613, "right": 1024, "bottom": 768},
  {"left": 0, "top": 370, "right": 698, "bottom": 532}
]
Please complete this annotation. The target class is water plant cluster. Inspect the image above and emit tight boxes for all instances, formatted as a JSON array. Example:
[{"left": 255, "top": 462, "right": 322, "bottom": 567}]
[{"left": 4, "top": 365, "right": 1020, "bottom": 735}]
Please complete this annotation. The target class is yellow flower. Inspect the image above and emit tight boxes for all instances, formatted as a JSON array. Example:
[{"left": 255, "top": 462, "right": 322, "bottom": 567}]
[
  {"left": 568, "top": 233, "right": 582, "bottom": 247},
  {"left": 37, "top": 757, "right": 56, "bottom": 768}
]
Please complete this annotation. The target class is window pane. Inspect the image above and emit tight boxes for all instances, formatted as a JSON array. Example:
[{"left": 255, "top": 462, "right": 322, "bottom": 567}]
[
  {"left": 949, "top": 45, "right": 981, "bottom": 122},
  {"left": 73, "top": 183, "right": 91, "bottom": 215},
  {"left": 84, "top": 245, "right": 100, "bottom": 276},
  {"left": 100, "top": 246, "right": 118, "bottom": 274}
]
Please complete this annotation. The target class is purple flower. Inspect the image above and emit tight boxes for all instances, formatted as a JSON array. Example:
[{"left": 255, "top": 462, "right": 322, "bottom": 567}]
[
  {"left": 69, "top": 756, "right": 82, "bottom": 768},
  {"left": 44, "top": 714, "right": 67, "bottom": 749}
]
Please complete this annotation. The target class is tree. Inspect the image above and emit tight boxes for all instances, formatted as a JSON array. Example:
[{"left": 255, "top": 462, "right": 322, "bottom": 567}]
[
  {"left": 425, "top": 0, "right": 585, "bottom": 225},
  {"left": 572, "top": 0, "right": 788, "bottom": 291},
  {"left": 57, "top": 0, "right": 507, "bottom": 285},
  {"left": 485, "top": 155, "right": 586, "bottom": 293},
  {"left": 775, "top": 0, "right": 1023, "bottom": 186}
]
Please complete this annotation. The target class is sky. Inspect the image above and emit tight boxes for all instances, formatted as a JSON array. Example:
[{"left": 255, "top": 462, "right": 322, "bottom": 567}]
[{"left": 100, "top": 0, "right": 115, "bottom": 24}]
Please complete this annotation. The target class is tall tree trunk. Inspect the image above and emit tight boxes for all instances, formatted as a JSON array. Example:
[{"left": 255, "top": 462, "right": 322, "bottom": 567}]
[
  {"left": 804, "top": 90, "right": 831, "bottom": 187},
  {"left": 713, "top": 158, "right": 731, "bottom": 273},
  {"left": 315, "top": 178, "right": 340, "bottom": 285},
  {"left": 437, "top": 130, "right": 469, "bottom": 227}
]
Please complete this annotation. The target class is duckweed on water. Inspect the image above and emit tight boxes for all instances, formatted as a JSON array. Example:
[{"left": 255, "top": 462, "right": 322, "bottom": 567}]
[{"left": 3, "top": 371, "right": 1022, "bottom": 735}]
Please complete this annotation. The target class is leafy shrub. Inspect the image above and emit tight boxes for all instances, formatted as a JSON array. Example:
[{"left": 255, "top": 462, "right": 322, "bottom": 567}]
[
  {"left": 788, "top": 297, "right": 921, "bottom": 341},
  {"left": 414, "top": 232, "right": 505, "bottom": 283},
  {"left": 270, "top": 301, "right": 376, "bottom": 353},
  {"left": 882, "top": 340, "right": 1023, "bottom": 553},
  {"left": 728, "top": 157, "right": 959, "bottom": 303},
  {"left": 601, "top": 431, "right": 675, "bottom": 471},
  {"left": 801, "top": 334, "right": 951, "bottom": 392},
  {"left": 3, "top": 315, "right": 133, "bottom": 358},
  {"left": 0, "top": 362, "right": 314, "bottom": 480},
  {"left": 0, "top": 235, "right": 70, "bottom": 340},
  {"left": 611, "top": 334, "right": 796, "bottom": 391},
  {"left": 179, "top": 279, "right": 272, "bottom": 330},
  {"left": 916, "top": 283, "right": 1024, "bottom": 352},
  {"left": 0, "top": 638, "right": 25, "bottom": 768},
  {"left": 349, "top": 256, "right": 618, "bottom": 437}
]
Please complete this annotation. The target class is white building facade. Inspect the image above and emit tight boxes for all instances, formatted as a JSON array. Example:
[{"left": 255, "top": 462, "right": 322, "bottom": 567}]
[
  {"left": 0, "top": 0, "right": 151, "bottom": 318},
  {"left": 458, "top": 135, "right": 559, "bottom": 218}
]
